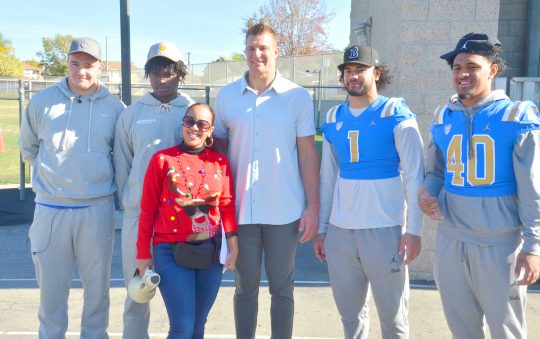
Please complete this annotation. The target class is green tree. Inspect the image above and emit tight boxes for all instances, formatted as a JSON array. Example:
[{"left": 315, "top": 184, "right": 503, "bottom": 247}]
[
  {"left": 230, "top": 53, "right": 245, "bottom": 61},
  {"left": 0, "top": 53, "right": 24, "bottom": 77},
  {"left": 37, "top": 34, "right": 73, "bottom": 76},
  {"left": 25, "top": 59, "right": 40, "bottom": 69},
  {"left": 213, "top": 53, "right": 246, "bottom": 62},
  {"left": 243, "top": 0, "right": 335, "bottom": 56},
  {"left": 0, "top": 33, "right": 15, "bottom": 55}
]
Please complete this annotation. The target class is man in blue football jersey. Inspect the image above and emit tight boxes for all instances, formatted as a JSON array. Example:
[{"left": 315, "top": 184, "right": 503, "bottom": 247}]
[
  {"left": 314, "top": 45, "right": 425, "bottom": 339},
  {"left": 419, "top": 32, "right": 540, "bottom": 338}
]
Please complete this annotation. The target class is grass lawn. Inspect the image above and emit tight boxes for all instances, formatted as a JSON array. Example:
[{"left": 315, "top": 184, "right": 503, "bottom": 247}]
[
  {"left": 0, "top": 99, "right": 29, "bottom": 185},
  {"left": 314, "top": 133, "right": 322, "bottom": 157}
]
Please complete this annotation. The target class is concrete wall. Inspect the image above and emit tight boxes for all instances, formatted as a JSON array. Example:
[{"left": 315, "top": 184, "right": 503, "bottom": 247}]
[
  {"left": 498, "top": 0, "right": 529, "bottom": 76},
  {"left": 349, "top": 0, "right": 505, "bottom": 280}
]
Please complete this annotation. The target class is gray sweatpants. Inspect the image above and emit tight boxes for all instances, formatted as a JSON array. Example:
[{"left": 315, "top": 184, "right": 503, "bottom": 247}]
[
  {"left": 324, "top": 225, "right": 409, "bottom": 339},
  {"left": 29, "top": 201, "right": 115, "bottom": 339},
  {"left": 234, "top": 221, "right": 299, "bottom": 339},
  {"left": 434, "top": 231, "right": 527, "bottom": 339},
  {"left": 121, "top": 214, "right": 150, "bottom": 339}
]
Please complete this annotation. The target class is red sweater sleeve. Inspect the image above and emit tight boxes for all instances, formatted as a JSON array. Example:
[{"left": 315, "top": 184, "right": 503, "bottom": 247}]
[
  {"left": 136, "top": 153, "right": 163, "bottom": 259},
  {"left": 218, "top": 157, "right": 238, "bottom": 234}
]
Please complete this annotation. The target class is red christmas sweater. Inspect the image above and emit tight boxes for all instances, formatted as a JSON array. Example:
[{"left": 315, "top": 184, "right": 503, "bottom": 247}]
[{"left": 136, "top": 145, "right": 237, "bottom": 259}]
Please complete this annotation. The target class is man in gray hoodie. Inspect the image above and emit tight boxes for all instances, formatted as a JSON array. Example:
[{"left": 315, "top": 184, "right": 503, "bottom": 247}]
[
  {"left": 419, "top": 32, "right": 540, "bottom": 338},
  {"left": 113, "top": 42, "right": 194, "bottom": 339},
  {"left": 19, "top": 37, "right": 125, "bottom": 338}
]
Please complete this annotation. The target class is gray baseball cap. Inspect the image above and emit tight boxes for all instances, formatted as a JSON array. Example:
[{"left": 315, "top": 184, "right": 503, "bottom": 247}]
[
  {"left": 338, "top": 45, "right": 380, "bottom": 70},
  {"left": 69, "top": 37, "right": 102, "bottom": 61}
]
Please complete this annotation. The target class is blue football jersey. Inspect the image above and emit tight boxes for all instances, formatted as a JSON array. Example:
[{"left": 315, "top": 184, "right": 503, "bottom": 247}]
[
  {"left": 321, "top": 95, "right": 416, "bottom": 180},
  {"left": 431, "top": 99, "right": 540, "bottom": 197}
]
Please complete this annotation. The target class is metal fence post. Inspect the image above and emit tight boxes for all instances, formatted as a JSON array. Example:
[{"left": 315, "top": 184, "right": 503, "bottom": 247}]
[
  {"left": 205, "top": 86, "right": 210, "bottom": 105},
  {"left": 18, "top": 79, "right": 26, "bottom": 200}
]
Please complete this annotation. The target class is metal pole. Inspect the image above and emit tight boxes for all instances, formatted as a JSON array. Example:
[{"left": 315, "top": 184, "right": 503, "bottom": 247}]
[
  {"left": 292, "top": 55, "right": 296, "bottom": 83},
  {"left": 205, "top": 86, "right": 210, "bottom": 105},
  {"left": 120, "top": 0, "right": 132, "bottom": 105},
  {"left": 317, "top": 70, "right": 322, "bottom": 128},
  {"left": 18, "top": 79, "right": 26, "bottom": 200}
]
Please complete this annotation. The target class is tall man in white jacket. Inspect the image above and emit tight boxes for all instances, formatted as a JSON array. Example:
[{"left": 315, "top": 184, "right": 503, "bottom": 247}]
[
  {"left": 19, "top": 37, "right": 125, "bottom": 338},
  {"left": 113, "top": 42, "right": 194, "bottom": 339},
  {"left": 313, "top": 45, "right": 425, "bottom": 339}
]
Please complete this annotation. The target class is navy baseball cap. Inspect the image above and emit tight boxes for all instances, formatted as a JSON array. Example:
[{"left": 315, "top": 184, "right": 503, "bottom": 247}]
[
  {"left": 338, "top": 45, "right": 380, "bottom": 70},
  {"left": 440, "top": 32, "right": 501, "bottom": 61}
]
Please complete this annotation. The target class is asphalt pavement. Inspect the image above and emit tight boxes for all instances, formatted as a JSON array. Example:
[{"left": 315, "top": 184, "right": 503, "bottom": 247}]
[{"left": 1, "top": 188, "right": 540, "bottom": 338}]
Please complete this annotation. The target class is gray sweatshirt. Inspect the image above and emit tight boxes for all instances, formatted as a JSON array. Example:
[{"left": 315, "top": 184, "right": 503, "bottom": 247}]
[
  {"left": 424, "top": 90, "right": 540, "bottom": 255},
  {"left": 19, "top": 78, "right": 125, "bottom": 206},
  {"left": 113, "top": 92, "right": 194, "bottom": 218}
]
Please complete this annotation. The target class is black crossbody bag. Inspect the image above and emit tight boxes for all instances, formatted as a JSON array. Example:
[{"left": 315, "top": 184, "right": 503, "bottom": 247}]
[{"left": 173, "top": 233, "right": 222, "bottom": 270}]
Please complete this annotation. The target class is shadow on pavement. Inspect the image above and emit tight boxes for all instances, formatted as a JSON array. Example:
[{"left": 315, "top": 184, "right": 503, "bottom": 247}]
[{"left": 0, "top": 187, "right": 35, "bottom": 226}]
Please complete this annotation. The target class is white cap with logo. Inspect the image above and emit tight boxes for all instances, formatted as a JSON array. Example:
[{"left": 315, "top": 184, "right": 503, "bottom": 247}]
[{"left": 147, "top": 42, "right": 183, "bottom": 63}]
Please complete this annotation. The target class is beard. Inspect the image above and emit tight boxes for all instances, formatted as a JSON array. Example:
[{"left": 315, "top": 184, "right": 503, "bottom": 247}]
[
  {"left": 345, "top": 82, "right": 368, "bottom": 97},
  {"left": 344, "top": 78, "right": 377, "bottom": 97},
  {"left": 457, "top": 93, "right": 472, "bottom": 101}
]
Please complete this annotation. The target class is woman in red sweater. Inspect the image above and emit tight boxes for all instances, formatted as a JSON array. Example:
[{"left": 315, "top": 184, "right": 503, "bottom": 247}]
[{"left": 136, "top": 103, "right": 238, "bottom": 339}]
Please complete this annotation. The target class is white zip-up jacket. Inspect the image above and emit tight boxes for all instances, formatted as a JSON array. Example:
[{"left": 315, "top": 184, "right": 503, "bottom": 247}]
[{"left": 19, "top": 78, "right": 125, "bottom": 206}]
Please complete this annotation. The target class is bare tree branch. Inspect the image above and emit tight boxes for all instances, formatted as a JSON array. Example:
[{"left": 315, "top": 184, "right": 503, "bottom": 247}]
[{"left": 243, "top": 0, "right": 335, "bottom": 56}]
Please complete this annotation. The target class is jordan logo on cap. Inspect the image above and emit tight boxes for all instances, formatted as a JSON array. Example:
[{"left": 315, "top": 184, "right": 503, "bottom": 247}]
[
  {"left": 461, "top": 41, "right": 468, "bottom": 49},
  {"left": 349, "top": 46, "right": 359, "bottom": 59}
]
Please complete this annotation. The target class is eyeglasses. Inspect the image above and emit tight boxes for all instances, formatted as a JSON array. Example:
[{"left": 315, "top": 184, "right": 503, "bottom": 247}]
[{"left": 182, "top": 115, "right": 212, "bottom": 132}]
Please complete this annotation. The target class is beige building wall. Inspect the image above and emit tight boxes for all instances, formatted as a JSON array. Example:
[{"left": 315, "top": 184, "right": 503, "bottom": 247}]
[
  {"left": 498, "top": 0, "right": 529, "bottom": 76},
  {"left": 350, "top": 0, "right": 505, "bottom": 280}
]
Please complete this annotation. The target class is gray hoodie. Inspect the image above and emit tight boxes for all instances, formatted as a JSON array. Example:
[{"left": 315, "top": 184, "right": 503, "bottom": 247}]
[
  {"left": 424, "top": 90, "right": 540, "bottom": 255},
  {"left": 113, "top": 92, "right": 194, "bottom": 218},
  {"left": 19, "top": 78, "right": 125, "bottom": 206}
]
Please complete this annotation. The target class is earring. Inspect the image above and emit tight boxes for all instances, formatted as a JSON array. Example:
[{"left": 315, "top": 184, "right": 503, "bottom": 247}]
[{"left": 205, "top": 136, "right": 214, "bottom": 148}]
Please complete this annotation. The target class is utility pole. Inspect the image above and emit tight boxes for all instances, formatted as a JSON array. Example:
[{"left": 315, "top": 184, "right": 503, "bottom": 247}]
[
  {"left": 120, "top": 0, "right": 132, "bottom": 105},
  {"left": 105, "top": 36, "right": 109, "bottom": 72}
]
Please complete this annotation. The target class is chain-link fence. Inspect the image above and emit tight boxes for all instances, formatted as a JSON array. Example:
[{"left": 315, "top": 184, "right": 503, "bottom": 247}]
[
  {"left": 185, "top": 52, "right": 343, "bottom": 87},
  {"left": 0, "top": 78, "right": 346, "bottom": 191},
  {"left": 0, "top": 80, "right": 30, "bottom": 195}
]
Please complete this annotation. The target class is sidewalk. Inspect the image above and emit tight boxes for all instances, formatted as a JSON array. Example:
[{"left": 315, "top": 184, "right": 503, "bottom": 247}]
[{"left": 1, "top": 283, "right": 539, "bottom": 338}]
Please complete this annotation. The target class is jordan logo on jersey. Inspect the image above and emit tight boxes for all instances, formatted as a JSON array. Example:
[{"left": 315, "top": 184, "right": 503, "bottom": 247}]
[
  {"left": 483, "top": 124, "right": 491, "bottom": 131},
  {"left": 370, "top": 120, "right": 376, "bottom": 126},
  {"left": 336, "top": 121, "right": 343, "bottom": 131},
  {"left": 444, "top": 124, "right": 452, "bottom": 135}
]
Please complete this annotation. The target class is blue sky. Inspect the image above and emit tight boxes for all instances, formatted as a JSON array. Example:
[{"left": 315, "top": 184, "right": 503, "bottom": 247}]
[{"left": 1, "top": 0, "right": 350, "bottom": 67}]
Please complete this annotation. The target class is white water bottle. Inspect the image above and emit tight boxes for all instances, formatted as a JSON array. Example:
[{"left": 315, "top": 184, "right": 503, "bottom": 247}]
[{"left": 127, "top": 268, "right": 161, "bottom": 303}]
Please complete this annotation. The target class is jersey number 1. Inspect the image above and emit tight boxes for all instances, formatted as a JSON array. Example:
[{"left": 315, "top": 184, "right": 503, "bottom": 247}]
[
  {"left": 348, "top": 130, "right": 359, "bottom": 162},
  {"left": 446, "top": 134, "right": 495, "bottom": 186}
]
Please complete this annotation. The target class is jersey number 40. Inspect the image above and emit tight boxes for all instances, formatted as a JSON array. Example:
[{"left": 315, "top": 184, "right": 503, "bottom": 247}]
[{"left": 446, "top": 134, "right": 495, "bottom": 186}]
